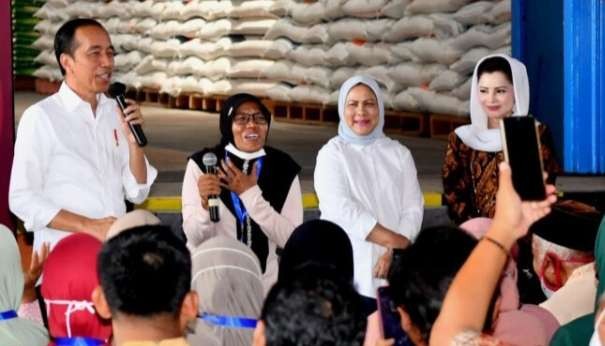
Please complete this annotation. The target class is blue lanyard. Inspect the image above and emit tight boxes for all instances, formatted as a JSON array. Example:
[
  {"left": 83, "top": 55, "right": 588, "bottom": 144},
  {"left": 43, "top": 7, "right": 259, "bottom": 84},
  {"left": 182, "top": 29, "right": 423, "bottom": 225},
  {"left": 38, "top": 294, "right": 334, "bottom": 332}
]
[
  {"left": 54, "top": 337, "right": 105, "bottom": 346},
  {"left": 229, "top": 158, "right": 263, "bottom": 225},
  {"left": 199, "top": 313, "right": 257, "bottom": 329},
  {"left": 0, "top": 310, "right": 17, "bottom": 321}
]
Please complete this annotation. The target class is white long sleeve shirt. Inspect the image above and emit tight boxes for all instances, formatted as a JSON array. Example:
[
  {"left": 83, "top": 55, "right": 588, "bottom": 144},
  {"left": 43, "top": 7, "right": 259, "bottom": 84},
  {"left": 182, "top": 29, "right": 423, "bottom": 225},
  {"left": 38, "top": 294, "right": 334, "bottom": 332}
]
[
  {"left": 181, "top": 159, "right": 303, "bottom": 292},
  {"left": 314, "top": 136, "right": 424, "bottom": 298},
  {"left": 9, "top": 83, "right": 157, "bottom": 252}
]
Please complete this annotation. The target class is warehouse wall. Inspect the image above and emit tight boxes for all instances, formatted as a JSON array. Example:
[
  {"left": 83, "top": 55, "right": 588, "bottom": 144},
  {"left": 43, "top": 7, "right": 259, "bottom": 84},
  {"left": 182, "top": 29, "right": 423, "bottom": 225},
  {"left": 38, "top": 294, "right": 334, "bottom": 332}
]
[{"left": 31, "top": 0, "right": 512, "bottom": 118}]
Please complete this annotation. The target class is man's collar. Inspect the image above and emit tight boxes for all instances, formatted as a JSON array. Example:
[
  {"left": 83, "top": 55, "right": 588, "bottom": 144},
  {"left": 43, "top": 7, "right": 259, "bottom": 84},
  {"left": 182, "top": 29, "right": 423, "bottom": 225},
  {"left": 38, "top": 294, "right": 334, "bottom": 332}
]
[{"left": 58, "top": 81, "right": 112, "bottom": 113}]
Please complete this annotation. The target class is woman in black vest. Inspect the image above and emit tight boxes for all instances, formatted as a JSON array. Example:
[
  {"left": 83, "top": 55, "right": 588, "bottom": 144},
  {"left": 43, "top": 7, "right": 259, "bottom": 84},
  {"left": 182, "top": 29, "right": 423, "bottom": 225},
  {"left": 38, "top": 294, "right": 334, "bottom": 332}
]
[{"left": 182, "top": 93, "right": 303, "bottom": 292}]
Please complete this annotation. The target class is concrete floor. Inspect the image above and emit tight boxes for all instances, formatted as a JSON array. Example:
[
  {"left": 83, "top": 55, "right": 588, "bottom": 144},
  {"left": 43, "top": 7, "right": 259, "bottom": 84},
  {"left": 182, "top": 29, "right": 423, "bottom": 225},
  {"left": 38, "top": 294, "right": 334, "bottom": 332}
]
[{"left": 13, "top": 91, "right": 605, "bottom": 197}]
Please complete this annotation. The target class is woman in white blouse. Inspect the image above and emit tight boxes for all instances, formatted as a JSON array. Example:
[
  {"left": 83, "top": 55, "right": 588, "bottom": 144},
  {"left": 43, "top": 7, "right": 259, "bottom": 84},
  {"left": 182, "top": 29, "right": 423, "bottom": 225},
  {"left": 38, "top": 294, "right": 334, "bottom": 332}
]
[{"left": 314, "top": 75, "right": 424, "bottom": 312}]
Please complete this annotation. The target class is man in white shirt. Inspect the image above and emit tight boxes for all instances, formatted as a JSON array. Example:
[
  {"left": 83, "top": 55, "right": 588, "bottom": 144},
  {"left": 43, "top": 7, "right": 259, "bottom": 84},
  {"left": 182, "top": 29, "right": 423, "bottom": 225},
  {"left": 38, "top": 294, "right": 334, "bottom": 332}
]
[{"left": 9, "top": 18, "right": 157, "bottom": 252}]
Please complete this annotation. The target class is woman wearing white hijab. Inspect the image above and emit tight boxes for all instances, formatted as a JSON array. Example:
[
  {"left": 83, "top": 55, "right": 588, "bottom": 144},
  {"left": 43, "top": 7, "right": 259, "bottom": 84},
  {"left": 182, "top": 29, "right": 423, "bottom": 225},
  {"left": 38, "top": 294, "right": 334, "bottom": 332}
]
[
  {"left": 314, "top": 75, "right": 424, "bottom": 312},
  {"left": 188, "top": 236, "right": 264, "bottom": 346},
  {"left": 442, "top": 54, "right": 560, "bottom": 225},
  {"left": 0, "top": 225, "right": 48, "bottom": 346}
]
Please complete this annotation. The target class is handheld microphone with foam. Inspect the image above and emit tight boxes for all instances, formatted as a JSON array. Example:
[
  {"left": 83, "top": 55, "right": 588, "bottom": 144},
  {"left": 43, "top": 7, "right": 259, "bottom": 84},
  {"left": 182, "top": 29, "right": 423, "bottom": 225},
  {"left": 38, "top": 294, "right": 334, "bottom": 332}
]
[
  {"left": 108, "top": 82, "right": 147, "bottom": 147},
  {"left": 202, "top": 152, "right": 220, "bottom": 222}
]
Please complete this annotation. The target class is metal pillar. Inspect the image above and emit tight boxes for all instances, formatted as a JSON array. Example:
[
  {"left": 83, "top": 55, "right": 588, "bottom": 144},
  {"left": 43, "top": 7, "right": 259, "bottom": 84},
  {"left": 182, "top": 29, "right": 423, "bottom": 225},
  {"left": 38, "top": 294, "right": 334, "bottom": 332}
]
[{"left": 563, "top": 0, "right": 605, "bottom": 173}]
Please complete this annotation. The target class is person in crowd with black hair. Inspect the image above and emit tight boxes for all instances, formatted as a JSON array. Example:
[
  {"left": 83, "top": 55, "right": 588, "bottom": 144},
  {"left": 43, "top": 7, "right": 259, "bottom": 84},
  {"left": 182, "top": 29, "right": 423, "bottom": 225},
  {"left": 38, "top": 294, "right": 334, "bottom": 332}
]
[
  {"left": 92, "top": 225, "right": 198, "bottom": 346},
  {"left": 278, "top": 219, "right": 354, "bottom": 284},
  {"left": 385, "top": 226, "right": 480, "bottom": 345},
  {"left": 442, "top": 54, "right": 560, "bottom": 225},
  {"left": 252, "top": 265, "right": 366, "bottom": 346},
  {"left": 365, "top": 226, "right": 481, "bottom": 346},
  {"left": 369, "top": 221, "right": 558, "bottom": 345},
  {"left": 314, "top": 75, "right": 423, "bottom": 315},
  {"left": 182, "top": 93, "right": 303, "bottom": 292},
  {"left": 430, "top": 162, "right": 557, "bottom": 345},
  {"left": 9, "top": 18, "right": 156, "bottom": 248}
]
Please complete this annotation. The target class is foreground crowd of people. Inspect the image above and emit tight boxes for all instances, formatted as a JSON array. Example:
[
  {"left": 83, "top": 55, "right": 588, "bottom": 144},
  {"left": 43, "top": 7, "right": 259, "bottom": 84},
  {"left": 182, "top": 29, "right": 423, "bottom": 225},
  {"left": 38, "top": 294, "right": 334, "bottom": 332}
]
[{"left": 2, "top": 18, "right": 603, "bottom": 346}]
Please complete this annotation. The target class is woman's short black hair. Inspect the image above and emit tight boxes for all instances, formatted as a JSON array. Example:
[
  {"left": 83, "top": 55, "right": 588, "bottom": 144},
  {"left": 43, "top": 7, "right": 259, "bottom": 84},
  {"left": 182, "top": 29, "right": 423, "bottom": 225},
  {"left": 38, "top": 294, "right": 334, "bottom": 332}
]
[{"left": 477, "top": 56, "right": 513, "bottom": 84}]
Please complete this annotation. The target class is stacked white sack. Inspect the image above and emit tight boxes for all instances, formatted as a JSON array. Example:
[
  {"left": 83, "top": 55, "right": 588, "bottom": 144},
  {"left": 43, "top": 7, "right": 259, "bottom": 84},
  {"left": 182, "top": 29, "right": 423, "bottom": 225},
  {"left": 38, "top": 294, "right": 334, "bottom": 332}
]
[{"left": 32, "top": 0, "right": 512, "bottom": 116}]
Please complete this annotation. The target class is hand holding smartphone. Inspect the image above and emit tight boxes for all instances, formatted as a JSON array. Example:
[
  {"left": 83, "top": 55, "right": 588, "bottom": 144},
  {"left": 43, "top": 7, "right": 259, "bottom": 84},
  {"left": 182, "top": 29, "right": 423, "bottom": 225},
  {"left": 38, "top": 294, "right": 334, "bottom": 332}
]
[
  {"left": 500, "top": 116, "right": 546, "bottom": 201},
  {"left": 377, "top": 286, "right": 413, "bottom": 346}
]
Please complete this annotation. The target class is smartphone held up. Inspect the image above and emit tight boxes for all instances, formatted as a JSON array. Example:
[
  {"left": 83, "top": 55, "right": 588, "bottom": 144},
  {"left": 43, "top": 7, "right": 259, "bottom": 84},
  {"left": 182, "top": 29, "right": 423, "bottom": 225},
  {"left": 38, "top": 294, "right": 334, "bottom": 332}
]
[
  {"left": 377, "top": 286, "right": 413, "bottom": 346},
  {"left": 499, "top": 116, "right": 546, "bottom": 201}
]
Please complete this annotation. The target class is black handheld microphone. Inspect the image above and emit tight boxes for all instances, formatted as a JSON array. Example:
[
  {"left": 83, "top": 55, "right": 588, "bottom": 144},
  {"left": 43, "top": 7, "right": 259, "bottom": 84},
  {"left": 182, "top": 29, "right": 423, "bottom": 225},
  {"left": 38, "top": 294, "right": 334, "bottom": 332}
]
[
  {"left": 202, "top": 152, "right": 220, "bottom": 222},
  {"left": 108, "top": 82, "right": 147, "bottom": 147}
]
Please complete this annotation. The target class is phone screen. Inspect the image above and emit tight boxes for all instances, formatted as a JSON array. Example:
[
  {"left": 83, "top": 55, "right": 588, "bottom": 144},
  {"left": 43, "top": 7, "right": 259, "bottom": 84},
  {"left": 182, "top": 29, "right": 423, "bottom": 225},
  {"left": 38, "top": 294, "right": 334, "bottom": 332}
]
[
  {"left": 377, "top": 286, "right": 412, "bottom": 346},
  {"left": 500, "top": 116, "right": 546, "bottom": 200}
]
